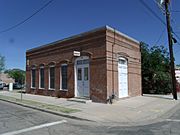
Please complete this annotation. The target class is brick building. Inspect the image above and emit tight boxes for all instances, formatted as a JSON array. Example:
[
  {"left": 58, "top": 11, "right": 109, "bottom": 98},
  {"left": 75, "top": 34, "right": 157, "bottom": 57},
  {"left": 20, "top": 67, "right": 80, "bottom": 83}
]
[{"left": 26, "top": 26, "right": 142, "bottom": 103}]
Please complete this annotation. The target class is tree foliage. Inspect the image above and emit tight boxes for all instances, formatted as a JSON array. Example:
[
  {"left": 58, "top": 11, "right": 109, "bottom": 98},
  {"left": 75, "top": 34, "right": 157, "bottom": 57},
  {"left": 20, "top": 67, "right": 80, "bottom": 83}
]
[
  {"left": 176, "top": 64, "right": 180, "bottom": 67},
  {"left": 0, "top": 54, "right": 5, "bottom": 73},
  {"left": 141, "top": 42, "right": 172, "bottom": 94},
  {"left": 5, "top": 69, "right": 25, "bottom": 85}
]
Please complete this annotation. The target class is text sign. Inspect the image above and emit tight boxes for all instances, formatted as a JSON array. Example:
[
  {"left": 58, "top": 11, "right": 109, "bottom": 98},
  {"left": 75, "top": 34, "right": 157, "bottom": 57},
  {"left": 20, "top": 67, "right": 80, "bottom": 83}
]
[{"left": 73, "top": 51, "right": 80, "bottom": 56}]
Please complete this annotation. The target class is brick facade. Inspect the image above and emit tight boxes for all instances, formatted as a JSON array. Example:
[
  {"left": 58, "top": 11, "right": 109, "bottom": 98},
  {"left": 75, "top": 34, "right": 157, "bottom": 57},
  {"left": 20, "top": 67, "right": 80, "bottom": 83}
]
[{"left": 26, "top": 26, "right": 141, "bottom": 103}]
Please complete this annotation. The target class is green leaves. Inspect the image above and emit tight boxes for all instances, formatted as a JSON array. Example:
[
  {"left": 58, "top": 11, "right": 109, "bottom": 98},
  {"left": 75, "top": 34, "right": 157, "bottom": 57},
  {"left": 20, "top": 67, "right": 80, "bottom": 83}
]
[
  {"left": 141, "top": 42, "right": 171, "bottom": 94},
  {"left": 5, "top": 69, "right": 25, "bottom": 85}
]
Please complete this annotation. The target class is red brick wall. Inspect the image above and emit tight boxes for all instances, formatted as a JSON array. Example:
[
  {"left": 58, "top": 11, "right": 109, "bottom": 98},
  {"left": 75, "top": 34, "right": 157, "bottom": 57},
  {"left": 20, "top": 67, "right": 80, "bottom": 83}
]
[
  {"left": 26, "top": 29, "right": 107, "bottom": 103},
  {"left": 106, "top": 29, "right": 142, "bottom": 99},
  {"left": 26, "top": 26, "right": 141, "bottom": 103}
]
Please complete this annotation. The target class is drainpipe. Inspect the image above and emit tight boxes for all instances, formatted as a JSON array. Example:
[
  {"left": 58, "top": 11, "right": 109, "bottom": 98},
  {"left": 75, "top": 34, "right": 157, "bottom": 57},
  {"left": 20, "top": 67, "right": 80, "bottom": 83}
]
[{"left": 111, "top": 28, "right": 116, "bottom": 98}]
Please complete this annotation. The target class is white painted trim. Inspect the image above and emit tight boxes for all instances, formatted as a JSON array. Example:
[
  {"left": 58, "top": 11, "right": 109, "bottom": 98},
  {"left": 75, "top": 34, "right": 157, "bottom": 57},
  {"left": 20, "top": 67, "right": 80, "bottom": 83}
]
[
  {"left": 74, "top": 63, "right": 77, "bottom": 97},
  {"left": 39, "top": 68, "right": 41, "bottom": 89},
  {"left": 61, "top": 63, "right": 68, "bottom": 66},
  {"left": 60, "top": 89, "right": 68, "bottom": 91},
  {"left": 39, "top": 88, "right": 45, "bottom": 90},
  {"left": 39, "top": 67, "right": 45, "bottom": 89},
  {"left": 31, "top": 68, "right": 36, "bottom": 89},
  {"left": 60, "top": 67, "right": 62, "bottom": 90},
  {"left": 49, "top": 66, "right": 55, "bottom": 90},
  {"left": 48, "top": 88, "right": 55, "bottom": 90},
  {"left": 49, "top": 65, "right": 55, "bottom": 68}
]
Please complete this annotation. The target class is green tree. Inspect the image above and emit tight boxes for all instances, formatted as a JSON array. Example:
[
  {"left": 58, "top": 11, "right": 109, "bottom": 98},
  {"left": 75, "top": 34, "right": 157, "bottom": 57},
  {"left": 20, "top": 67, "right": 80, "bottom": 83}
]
[
  {"left": 141, "top": 42, "right": 171, "bottom": 94},
  {"left": 0, "top": 54, "right": 5, "bottom": 73},
  {"left": 5, "top": 69, "right": 25, "bottom": 85}
]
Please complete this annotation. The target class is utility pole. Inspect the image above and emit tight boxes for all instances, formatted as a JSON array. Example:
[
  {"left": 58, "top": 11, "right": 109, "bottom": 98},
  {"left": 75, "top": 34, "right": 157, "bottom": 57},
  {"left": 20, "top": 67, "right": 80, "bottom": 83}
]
[{"left": 164, "top": 0, "right": 177, "bottom": 100}]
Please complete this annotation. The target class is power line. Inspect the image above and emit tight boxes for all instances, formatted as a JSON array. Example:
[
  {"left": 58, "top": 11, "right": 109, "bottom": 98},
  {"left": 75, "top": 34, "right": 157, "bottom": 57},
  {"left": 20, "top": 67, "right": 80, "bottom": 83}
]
[
  {"left": 172, "top": 33, "right": 180, "bottom": 55},
  {"left": 171, "top": 10, "right": 180, "bottom": 13},
  {"left": 139, "top": 0, "right": 180, "bottom": 47},
  {"left": 154, "top": 28, "right": 166, "bottom": 45},
  {"left": 0, "top": 0, "right": 54, "bottom": 34},
  {"left": 139, "top": 0, "right": 168, "bottom": 46},
  {"left": 173, "top": 32, "right": 180, "bottom": 45},
  {"left": 139, "top": 0, "right": 166, "bottom": 26},
  {"left": 153, "top": 0, "right": 165, "bottom": 13}
]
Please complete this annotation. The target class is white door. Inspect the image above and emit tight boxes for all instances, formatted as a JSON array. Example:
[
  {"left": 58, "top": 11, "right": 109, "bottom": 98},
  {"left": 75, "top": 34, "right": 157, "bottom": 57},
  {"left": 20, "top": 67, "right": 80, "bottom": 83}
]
[
  {"left": 77, "top": 66, "right": 83, "bottom": 97},
  {"left": 83, "top": 66, "right": 89, "bottom": 96},
  {"left": 118, "top": 58, "right": 128, "bottom": 98},
  {"left": 76, "top": 58, "right": 90, "bottom": 97}
]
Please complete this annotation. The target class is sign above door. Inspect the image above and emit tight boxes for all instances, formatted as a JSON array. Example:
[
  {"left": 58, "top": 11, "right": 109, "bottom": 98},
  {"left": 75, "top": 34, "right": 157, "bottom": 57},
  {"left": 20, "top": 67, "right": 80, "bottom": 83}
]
[{"left": 73, "top": 51, "right": 81, "bottom": 57}]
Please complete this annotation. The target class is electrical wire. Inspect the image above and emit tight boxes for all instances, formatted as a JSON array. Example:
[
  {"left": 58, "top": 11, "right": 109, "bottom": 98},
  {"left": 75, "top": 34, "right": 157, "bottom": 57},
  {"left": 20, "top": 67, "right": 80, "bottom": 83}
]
[
  {"left": 139, "top": 0, "right": 180, "bottom": 47},
  {"left": 171, "top": 10, "right": 180, "bottom": 13},
  {"left": 153, "top": 0, "right": 165, "bottom": 13},
  {"left": 172, "top": 32, "right": 180, "bottom": 45},
  {"left": 139, "top": 0, "right": 166, "bottom": 26},
  {"left": 154, "top": 28, "right": 166, "bottom": 45},
  {"left": 0, "top": 0, "right": 54, "bottom": 34}
]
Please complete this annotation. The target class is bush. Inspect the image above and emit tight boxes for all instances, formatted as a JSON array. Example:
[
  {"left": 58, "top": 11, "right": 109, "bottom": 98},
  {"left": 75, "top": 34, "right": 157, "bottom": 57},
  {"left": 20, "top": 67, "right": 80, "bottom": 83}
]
[{"left": 141, "top": 42, "right": 172, "bottom": 94}]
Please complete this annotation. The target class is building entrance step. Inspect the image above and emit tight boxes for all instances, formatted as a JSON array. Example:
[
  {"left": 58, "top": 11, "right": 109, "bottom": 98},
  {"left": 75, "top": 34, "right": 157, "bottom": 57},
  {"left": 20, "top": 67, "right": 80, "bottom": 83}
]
[{"left": 67, "top": 97, "right": 92, "bottom": 104}]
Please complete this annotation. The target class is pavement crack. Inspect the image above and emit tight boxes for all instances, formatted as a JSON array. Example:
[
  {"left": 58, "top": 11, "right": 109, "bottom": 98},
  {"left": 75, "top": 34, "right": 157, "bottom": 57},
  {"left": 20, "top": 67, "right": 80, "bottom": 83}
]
[{"left": 47, "top": 127, "right": 53, "bottom": 135}]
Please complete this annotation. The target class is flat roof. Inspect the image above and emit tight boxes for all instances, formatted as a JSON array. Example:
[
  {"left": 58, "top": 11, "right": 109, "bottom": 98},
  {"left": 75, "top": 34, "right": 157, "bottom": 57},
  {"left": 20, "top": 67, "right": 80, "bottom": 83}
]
[{"left": 27, "top": 25, "right": 139, "bottom": 53}]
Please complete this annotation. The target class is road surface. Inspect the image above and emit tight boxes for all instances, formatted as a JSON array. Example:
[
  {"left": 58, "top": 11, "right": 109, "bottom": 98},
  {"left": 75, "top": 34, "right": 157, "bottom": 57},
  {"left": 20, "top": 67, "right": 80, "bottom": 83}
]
[{"left": 0, "top": 100, "right": 180, "bottom": 135}]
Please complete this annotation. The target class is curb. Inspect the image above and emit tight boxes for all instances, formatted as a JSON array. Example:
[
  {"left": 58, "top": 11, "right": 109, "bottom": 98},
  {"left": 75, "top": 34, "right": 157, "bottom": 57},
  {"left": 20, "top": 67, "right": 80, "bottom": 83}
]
[{"left": 0, "top": 98, "right": 93, "bottom": 122}]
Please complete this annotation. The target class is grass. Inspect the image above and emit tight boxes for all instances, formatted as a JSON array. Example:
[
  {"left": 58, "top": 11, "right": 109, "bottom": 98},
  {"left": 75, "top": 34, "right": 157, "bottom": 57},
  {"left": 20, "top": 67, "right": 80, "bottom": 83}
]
[{"left": 0, "top": 95, "right": 80, "bottom": 114}]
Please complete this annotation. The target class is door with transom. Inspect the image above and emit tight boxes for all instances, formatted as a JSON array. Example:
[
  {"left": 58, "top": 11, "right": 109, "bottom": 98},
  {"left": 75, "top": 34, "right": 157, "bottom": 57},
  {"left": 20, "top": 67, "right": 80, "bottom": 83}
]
[
  {"left": 76, "top": 58, "right": 90, "bottom": 97},
  {"left": 118, "top": 57, "right": 128, "bottom": 98}
]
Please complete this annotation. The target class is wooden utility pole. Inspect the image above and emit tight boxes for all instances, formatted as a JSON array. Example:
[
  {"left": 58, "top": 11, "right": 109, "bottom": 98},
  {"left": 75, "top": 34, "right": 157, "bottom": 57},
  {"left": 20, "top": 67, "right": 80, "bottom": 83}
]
[{"left": 164, "top": 0, "right": 177, "bottom": 100}]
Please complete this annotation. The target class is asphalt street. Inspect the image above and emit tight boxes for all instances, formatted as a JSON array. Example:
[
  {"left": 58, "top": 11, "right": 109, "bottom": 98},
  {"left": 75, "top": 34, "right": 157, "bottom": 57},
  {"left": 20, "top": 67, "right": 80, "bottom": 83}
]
[{"left": 0, "top": 100, "right": 180, "bottom": 135}]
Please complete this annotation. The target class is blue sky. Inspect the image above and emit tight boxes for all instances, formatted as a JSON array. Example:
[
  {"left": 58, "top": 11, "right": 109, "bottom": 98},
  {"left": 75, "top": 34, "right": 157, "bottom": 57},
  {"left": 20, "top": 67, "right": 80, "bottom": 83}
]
[{"left": 0, "top": 0, "right": 180, "bottom": 70}]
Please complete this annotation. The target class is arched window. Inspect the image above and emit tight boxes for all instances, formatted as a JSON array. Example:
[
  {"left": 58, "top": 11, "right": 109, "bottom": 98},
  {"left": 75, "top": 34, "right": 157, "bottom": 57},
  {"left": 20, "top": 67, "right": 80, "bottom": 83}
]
[
  {"left": 39, "top": 64, "right": 45, "bottom": 89},
  {"left": 31, "top": 65, "right": 36, "bottom": 88},
  {"left": 48, "top": 62, "right": 56, "bottom": 90},
  {"left": 60, "top": 64, "right": 68, "bottom": 90}
]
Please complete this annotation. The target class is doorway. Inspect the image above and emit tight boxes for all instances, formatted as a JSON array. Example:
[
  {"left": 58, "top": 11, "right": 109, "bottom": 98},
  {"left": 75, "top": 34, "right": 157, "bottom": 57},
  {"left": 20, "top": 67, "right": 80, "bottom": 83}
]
[
  {"left": 118, "top": 57, "right": 128, "bottom": 98},
  {"left": 75, "top": 56, "right": 90, "bottom": 97}
]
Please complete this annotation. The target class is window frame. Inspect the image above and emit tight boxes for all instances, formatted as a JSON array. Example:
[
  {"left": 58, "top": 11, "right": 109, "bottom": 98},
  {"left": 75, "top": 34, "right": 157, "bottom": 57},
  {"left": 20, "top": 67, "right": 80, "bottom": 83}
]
[
  {"left": 49, "top": 65, "right": 55, "bottom": 90},
  {"left": 39, "top": 66, "right": 45, "bottom": 89},
  {"left": 60, "top": 64, "right": 68, "bottom": 91},
  {"left": 31, "top": 68, "right": 36, "bottom": 89}
]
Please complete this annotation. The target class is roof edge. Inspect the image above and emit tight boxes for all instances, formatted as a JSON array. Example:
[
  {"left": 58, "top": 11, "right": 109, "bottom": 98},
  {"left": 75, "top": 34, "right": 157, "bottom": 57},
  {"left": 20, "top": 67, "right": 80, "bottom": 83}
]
[
  {"left": 26, "top": 25, "right": 139, "bottom": 53},
  {"left": 26, "top": 26, "right": 107, "bottom": 53},
  {"left": 105, "top": 25, "right": 140, "bottom": 44}
]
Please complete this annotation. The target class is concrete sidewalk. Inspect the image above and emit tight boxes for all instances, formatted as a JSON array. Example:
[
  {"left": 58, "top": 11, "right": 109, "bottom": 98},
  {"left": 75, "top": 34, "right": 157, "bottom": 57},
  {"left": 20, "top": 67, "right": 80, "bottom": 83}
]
[{"left": 0, "top": 91, "right": 180, "bottom": 126}]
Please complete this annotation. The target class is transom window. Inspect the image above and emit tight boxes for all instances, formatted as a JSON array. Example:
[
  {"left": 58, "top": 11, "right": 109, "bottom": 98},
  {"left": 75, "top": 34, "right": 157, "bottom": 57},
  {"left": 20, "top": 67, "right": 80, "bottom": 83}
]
[
  {"left": 76, "top": 59, "right": 89, "bottom": 65},
  {"left": 119, "top": 59, "right": 127, "bottom": 65}
]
